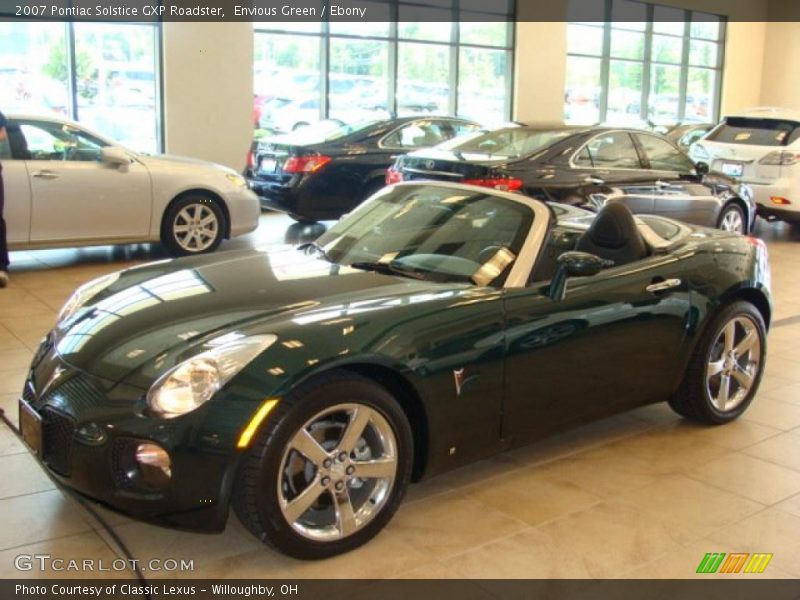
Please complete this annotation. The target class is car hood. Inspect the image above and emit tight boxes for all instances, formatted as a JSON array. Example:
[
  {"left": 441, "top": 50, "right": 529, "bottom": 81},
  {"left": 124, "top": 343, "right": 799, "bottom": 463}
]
[
  {"left": 137, "top": 153, "right": 236, "bottom": 174},
  {"left": 53, "top": 247, "right": 466, "bottom": 386}
]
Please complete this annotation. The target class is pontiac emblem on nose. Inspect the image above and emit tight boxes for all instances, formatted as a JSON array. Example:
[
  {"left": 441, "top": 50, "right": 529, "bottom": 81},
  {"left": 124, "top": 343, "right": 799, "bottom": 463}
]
[{"left": 424, "top": 159, "right": 436, "bottom": 170}]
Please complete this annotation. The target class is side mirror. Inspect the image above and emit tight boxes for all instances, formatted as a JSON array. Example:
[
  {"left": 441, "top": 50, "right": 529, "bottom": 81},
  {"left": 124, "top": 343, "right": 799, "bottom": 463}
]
[
  {"left": 548, "top": 251, "right": 613, "bottom": 302},
  {"left": 101, "top": 146, "right": 132, "bottom": 167},
  {"left": 695, "top": 161, "right": 710, "bottom": 176}
]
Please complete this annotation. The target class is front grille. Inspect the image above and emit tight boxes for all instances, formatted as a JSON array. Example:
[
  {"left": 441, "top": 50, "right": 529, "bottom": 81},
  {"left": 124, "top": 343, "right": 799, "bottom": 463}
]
[
  {"left": 43, "top": 374, "right": 106, "bottom": 415},
  {"left": 42, "top": 408, "right": 76, "bottom": 477}
]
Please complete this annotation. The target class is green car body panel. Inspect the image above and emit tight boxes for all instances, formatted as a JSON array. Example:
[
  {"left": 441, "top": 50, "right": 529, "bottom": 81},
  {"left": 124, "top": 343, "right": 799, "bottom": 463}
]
[{"left": 21, "top": 210, "right": 771, "bottom": 532}]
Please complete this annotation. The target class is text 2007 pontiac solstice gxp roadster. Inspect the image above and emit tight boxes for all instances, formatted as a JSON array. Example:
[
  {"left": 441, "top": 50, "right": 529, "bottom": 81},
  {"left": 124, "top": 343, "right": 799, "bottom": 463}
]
[{"left": 19, "top": 182, "right": 771, "bottom": 559}]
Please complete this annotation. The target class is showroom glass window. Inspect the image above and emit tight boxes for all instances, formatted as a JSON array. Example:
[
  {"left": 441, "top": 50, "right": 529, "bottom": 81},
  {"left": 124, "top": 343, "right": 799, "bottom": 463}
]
[
  {"left": 564, "top": 0, "right": 724, "bottom": 126},
  {"left": 0, "top": 21, "right": 161, "bottom": 153},
  {"left": 252, "top": 0, "right": 515, "bottom": 137}
]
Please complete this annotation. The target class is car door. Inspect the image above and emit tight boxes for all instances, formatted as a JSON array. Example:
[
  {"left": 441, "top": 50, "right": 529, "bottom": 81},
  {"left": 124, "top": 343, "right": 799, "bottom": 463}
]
[
  {"left": 501, "top": 253, "right": 691, "bottom": 445},
  {"left": 2, "top": 122, "right": 32, "bottom": 245},
  {"left": 634, "top": 132, "right": 719, "bottom": 227},
  {"left": 571, "top": 131, "right": 657, "bottom": 213},
  {"left": 18, "top": 119, "right": 151, "bottom": 244}
]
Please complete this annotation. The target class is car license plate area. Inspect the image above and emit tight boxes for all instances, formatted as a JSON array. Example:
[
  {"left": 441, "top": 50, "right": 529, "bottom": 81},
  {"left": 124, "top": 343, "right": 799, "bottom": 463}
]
[
  {"left": 721, "top": 161, "right": 744, "bottom": 178},
  {"left": 259, "top": 157, "right": 278, "bottom": 174},
  {"left": 19, "top": 399, "right": 42, "bottom": 456}
]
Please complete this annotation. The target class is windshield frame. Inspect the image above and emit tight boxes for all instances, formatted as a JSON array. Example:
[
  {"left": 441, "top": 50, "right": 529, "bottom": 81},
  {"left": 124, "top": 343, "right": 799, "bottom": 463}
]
[{"left": 314, "top": 182, "right": 551, "bottom": 289}]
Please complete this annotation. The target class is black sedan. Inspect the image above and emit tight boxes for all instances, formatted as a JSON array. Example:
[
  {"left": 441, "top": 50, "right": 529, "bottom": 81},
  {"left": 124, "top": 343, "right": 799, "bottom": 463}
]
[
  {"left": 391, "top": 125, "right": 756, "bottom": 234},
  {"left": 248, "top": 116, "right": 480, "bottom": 222},
  {"left": 19, "top": 182, "right": 770, "bottom": 559}
]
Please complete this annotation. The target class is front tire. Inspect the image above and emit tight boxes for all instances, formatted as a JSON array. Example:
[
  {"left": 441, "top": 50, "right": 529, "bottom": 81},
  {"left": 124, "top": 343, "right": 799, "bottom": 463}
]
[
  {"left": 161, "top": 194, "right": 226, "bottom": 256},
  {"left": 233, "top": 371, "right": 413, "bottom": 559},
  {"left": 669, "top": 301, "right": 766, "bottom": 424}
]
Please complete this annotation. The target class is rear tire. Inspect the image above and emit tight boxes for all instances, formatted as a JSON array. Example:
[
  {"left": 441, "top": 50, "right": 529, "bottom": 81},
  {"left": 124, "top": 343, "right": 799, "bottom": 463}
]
[
  {"left": 668, "top": 301, "right": 766, "bottom": 424},
  {"left": 717, "top": 203, "right": 746, "bottom": 234},
  {"left": 161, "top": 194, "right": 226, "bottom": 256},
  {"left": 233, "top": 370, "right": 413, "bottom": 559}
]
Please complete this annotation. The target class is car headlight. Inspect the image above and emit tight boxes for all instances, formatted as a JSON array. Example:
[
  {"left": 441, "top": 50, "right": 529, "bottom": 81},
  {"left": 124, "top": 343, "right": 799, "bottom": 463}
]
[
  {"left": 147, "top": 334, "right": 277, "bottom": 419},
  {"left": 58, "top": 271, "right": 121, "bottom": 323},
  {"left": 226, "top": 173, "right": 247, "bottom": 188}
]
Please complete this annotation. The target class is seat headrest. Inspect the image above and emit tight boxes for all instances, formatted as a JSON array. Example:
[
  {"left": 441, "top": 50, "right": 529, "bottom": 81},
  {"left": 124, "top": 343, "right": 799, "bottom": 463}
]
[{"left": 587, "top": 202, "right": 640, "bottom": 250}]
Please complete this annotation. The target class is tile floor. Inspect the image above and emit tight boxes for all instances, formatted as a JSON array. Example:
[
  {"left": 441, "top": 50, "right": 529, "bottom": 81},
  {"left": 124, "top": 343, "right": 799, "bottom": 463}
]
[{"left": 1, "top": 215, "right": 800, "bottom": 580}]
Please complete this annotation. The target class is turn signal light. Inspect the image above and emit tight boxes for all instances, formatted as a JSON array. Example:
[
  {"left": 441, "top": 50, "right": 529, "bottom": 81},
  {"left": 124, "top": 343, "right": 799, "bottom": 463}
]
[
  {"left": 283, "top": 155, "right": 332, "bottom": 173},
  {"left": 462, "top": 177, "right": 524, "bottom": 192},
  {"left": 770, "top": 196, "right": 792, "bottom": 205},
  {"left": 386, "top": 166, "right": 403, "bottom": 185}
]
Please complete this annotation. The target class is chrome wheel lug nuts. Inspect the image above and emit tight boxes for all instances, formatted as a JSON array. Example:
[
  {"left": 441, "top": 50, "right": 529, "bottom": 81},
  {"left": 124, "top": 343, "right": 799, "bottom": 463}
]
[
  {"left": 335, "top": 481, "right": 344, "bottom": 491},
  {"left": 322, "top": 458, "right": 332, "bottom": 469},
  {"left": 346, "top": 466, "right": 355, "bottom": 476},
  {"left": 320, "top": 476, "right": 330, "bottom": 486},
  {"left": 338, "top": 452, "right": 348, "bottom": 462}
]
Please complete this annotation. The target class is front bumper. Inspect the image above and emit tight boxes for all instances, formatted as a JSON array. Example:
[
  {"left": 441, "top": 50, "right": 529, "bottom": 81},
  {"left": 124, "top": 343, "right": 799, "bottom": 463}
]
[
  {"left": 226, "top": 187, "right": 261, "bottom": 237},
  {"left": 18, "top": 341, "right": 247, "bottom": 533}
]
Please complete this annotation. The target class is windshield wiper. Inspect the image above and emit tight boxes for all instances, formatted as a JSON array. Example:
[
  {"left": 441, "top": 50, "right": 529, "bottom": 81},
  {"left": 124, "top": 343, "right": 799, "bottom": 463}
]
[
  {"left": 298, "top": 241, "right": 334, "bottom": 263},
  {"left": 348, "top": 261, "right": 429, "bottom": 280}
]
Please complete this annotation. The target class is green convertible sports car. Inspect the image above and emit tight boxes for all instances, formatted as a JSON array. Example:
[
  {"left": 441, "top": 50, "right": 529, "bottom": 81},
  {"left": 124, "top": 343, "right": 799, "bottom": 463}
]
[{"left": 18, "top": 182, "right": 771, "bottom": 559}]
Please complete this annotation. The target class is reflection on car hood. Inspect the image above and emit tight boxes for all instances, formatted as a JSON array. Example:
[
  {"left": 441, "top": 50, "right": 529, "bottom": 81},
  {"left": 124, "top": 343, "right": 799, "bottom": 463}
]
[
  {"left": 54, "top": 247, "right": 466, "bottom": 385},
  {"left": 137, "top": 153, "right": 234, "bottom": 173}
]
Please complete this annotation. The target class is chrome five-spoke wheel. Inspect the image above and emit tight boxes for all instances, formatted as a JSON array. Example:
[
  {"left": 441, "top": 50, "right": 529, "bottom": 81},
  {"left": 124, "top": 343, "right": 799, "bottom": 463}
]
[
  {"left": 669, "top": 300, "right": 766, "bottom": 424},
  {"left": 233, "top": 371, "right": 412, "bottom": 559},
  {"left": 706, "top": 315, "right": 761, "bottom": 413},
  {"left": 278, "top": 403, "right": 398, "bottom": 541}
]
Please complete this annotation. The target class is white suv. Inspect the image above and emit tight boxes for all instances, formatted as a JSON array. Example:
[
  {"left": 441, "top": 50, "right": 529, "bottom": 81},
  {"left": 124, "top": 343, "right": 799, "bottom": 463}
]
[{"left": 689, "top": 107, "right": 800, "bottom": 223}]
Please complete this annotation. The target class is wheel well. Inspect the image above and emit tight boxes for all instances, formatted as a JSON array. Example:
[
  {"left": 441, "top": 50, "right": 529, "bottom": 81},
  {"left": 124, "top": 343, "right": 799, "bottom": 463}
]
[
  {"left": 341, "top": 363, "right": 429, "bottom": 482},
  {"left": 728, "top": 287, "right": 772, "bottom": 329},
  {"left": 163, "top": 189, "right": 231, "bottom": 239}
]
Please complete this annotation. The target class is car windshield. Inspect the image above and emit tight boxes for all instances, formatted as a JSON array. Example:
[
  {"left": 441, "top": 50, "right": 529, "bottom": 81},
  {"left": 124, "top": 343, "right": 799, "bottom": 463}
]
[
  {"left": 314, "top": 185, "right": 534, "bottom": 286},
  {"left": 435, "top": 128, "right": 573, "bottom": 160},
  {"left": 271, "top": 119, "right": 383, "bottom": 145},
  {"left": 705, "top": 117, "right": 800, "bottom": 147}
]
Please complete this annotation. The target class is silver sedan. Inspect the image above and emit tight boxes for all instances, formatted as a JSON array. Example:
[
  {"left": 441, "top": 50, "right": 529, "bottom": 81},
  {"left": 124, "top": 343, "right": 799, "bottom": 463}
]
[{"left": 2, "top": 114, "right": 260, "bottom": 256}]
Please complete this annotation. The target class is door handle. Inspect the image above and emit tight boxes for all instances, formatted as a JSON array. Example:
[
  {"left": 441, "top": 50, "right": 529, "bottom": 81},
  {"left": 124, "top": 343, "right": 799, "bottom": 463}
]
[
  {"left": 655, "top": 180, "right": 671, "bottom": 188},
  {"left": 32, "top": 170, "right": 59, "bottom": 179},
  {"left": 646, "top": 278, "right": 682, "bottom": 293},
  {"left": 583, "top": 176, "right": 605, "bottom": 185}
]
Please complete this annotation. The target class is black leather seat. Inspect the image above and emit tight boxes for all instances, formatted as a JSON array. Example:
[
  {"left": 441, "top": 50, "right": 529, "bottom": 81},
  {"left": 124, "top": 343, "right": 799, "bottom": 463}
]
[{"left": 575, "top": 202, "right": 648, "bottom": 266}]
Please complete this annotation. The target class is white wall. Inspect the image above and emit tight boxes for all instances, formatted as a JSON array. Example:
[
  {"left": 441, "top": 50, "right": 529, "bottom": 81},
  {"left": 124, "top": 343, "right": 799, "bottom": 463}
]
[
  {"left": 760, "top": 22, "right": 800, "bottom": 110},
  {"left": 161, "top": 22, "right": 254, "bottom": 170}
]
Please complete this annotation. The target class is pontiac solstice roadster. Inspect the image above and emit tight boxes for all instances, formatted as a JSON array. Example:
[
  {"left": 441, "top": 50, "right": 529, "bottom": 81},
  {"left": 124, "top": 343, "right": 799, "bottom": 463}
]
[{"left": 18, "top": 182, "right": 771, "bottom": 558}]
